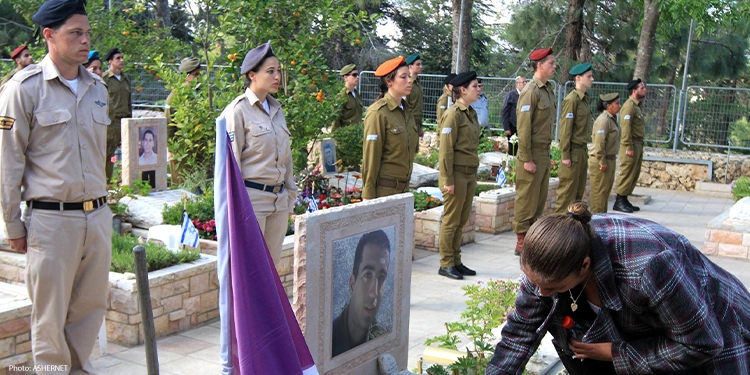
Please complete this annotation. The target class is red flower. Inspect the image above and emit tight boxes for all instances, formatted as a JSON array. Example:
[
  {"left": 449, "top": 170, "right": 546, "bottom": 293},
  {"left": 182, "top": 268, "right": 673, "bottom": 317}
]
[
  {"left": 551, "top": 160, "right": 557, "bottom": 165},
  {"left": 318, "top": 193, "right": 327, "bottom": 201},
  {"left": 110, "top": 156, "right": 117, "bottom": 163}
]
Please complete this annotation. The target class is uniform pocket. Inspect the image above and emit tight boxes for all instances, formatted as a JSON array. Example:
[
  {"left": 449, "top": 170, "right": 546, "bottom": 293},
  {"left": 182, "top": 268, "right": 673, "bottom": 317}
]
[
  {"left": 92, "top": 108, "right": 111, "bottom": 126},
  {"left": 537, "top": 100, "right": 550, "bottom": 110},
  {"left": 33, "top": 108, "right": 71, "bottom": 151}
]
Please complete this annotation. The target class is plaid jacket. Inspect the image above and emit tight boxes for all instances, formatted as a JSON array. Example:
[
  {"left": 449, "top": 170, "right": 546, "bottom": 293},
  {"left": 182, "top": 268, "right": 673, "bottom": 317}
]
[{"left": 486, "top": 214, "right": 750, "bottom": 375}]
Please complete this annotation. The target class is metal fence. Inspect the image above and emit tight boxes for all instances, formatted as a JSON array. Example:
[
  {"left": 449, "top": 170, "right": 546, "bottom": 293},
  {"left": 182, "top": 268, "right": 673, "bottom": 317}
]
[{"left": 680, "top": 86, "right": 750, "bottom": 150}]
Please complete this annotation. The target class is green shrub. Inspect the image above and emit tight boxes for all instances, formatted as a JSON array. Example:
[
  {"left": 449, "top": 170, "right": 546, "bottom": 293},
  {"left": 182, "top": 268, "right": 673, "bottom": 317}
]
[
  {"left": 412, "top": 190, "right": 443, "bottom": 212},
  {"left": 110, "top": 233, "right": 201, "bottom": 273},
  {"left": 415, "top": 150, "right": 439, "bottom": 169},
  {"left": 162, "top": 191, "right": 216, "bottom": 240},
  {"left": 550, "top": 145, "right": 562, "bottom": 178},
  {"left": 477, "top": 133, "right": 495, "bottom": 154},
  {"left": 475, "top": 184, "right": 497, "bottom": 196},
  {"left": 731, "top": 176, "right": 750, "bottom": 201},
  {"left": 331, "top": 124, "right": 364, "bottom": 170}
]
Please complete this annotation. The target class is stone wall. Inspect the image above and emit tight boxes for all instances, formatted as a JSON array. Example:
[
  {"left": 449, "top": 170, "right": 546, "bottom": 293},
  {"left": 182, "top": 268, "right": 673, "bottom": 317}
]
[
  {"left": 106, "top": 255, "right": 219, "bottom": 346},
  {"left": 475, "top": 179, "right": 560, "bottom": 234},
  {"left": 639, "top": 148, "right": 750, "bottom": 191},
  {"left": 703, "top": 200, "right": 750, "bottom": 259},
  {"left": 414, "top": 204, "right": 475, "bottom": 252},
  {"left": 0, "top": 283, "right": 32, "bottom": 371}
]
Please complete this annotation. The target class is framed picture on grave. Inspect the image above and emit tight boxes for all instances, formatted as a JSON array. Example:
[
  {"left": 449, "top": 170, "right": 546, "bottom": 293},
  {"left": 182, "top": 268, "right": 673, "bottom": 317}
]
[
  {"left": 320, "top": 138, "right": 337, "bottom": 175},
  {"left": 293, "top": 194, "right": 413, "bottom": 375},
  {"left": 121, "top": 118, "right": 168, "bottom": 190}
]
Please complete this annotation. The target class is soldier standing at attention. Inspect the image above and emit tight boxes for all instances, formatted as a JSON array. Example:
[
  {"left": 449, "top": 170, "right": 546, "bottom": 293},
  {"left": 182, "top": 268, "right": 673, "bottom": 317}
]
[
  {"left": 165, "top": 56, "right": 201, "bottom": 185},
  {"left": 405, "top": 54, "right": 424, "bottom": 137},
  {"left": 437, "top": 71, "right": 481, "bottom": 280},
  {"left": 436, "top": 73, "right": 456, "bottom": 132},
  {"left": 588, "top": 93, "right": 621, "bottom": 213},
  {"left": 102, "top": 47, "right": 132, "bottom": 180},
  {"left": 361, "top": 56, "right": 419, "bottom": 199},
  {"left": 0, "top": 0, "right": 112, "bottom": 372},
  {"left": 501, "top": 76, "right": 526, "bottom": 155},
  {"left": 331, "top": 64, "right": 362, "bottom": 132},
  {"left": 554, "top": 63, "right": 594, "bottom": 213},
  {"left": 613, "top": 79, "right": 647, "bottom": 213},
  {"left": 1, "top": 45, "right": 34, "bottom": 87},
  {"left": 512, "top": 47, "right": 556, "bottom": 256}
]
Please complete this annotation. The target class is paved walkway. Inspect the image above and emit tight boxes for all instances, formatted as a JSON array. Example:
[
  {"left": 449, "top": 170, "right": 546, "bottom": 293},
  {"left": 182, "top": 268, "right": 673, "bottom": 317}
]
[{"left": 89, "top": 187, "right": 748, "bottom": 374}]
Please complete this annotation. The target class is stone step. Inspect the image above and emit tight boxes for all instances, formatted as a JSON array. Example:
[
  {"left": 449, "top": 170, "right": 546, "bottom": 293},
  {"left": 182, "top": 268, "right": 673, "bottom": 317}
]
[{"left": 695, "top": 181, "right": 733, "bottom": 199}]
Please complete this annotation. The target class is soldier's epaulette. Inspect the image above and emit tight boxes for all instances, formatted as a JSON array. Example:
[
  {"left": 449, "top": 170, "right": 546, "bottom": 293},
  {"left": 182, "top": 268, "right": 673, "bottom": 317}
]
[
  {"left": 227, "top": 94, "right": 246, "bottom": 109},
  {"left": 371, "top": 98, "right": 388, "bottom": 111},
  {"left": 10, "top": 64, "right": 42, "bottom": 84}
]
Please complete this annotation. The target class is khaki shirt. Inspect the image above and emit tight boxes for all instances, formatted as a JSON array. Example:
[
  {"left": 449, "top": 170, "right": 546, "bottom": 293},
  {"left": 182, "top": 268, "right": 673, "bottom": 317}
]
[
  {"left": 516, "top": 76, "right": 556, "bottom": 162},
  {"left": 406, "top": 76, "right": 424, "bottom": 127},
  {"left": 332, "top": 87, "right": 363, "bottom": 132},
  {"left": 0, "top": 55, "right": 110, "bottom": 239},
  {"left": 619, "top": 97, "right": 645, "bottom": 152},
  {"left": 436, "top": 87, "right": 451, "bottom": 131},
  {"left": 558, "top": 89, "right": 593, "bottom": 160},
  {"left": 439, "top": 102, "right": 480, "bottom": 186},
  {"left": 590, "top": 111, "right": 620, "bottom": 166},
  {"left": 361, "top": 93, "right": 419, "bottom": 199},
  {"left": 223, "top": 88, "right": 297, "bottom": 212},
  {"left": 102, "top": 69, "right": 132, "bottom": 119},
  {"left": 0, "top": 67, "right": 21, "bottom": 87}
]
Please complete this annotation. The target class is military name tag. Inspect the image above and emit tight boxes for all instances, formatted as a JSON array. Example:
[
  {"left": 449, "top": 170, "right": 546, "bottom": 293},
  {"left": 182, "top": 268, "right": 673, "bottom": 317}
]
[
  {"left": 623, "top": 115, "right": 631, "bottom": 120},
  {"left": 0, "top": 116, "right": 15, "bottom": 130},
  {"left": 520, "top": 105, "right": 531, "bottom": 112},
  {"left": 565, "top": 113, "right": 574, "bottom": 118}
]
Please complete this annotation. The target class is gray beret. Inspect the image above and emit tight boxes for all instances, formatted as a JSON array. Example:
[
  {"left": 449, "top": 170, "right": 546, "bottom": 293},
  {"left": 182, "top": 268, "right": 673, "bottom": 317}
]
[
  {"left": 240, "top": 42, "right": 275, "bottom": 75},
  {"left": 32, "top": 0, "right": 87, "bottom": 27},
  {"left": 179, "top": 57, "right": 201, "bottom": 73}
]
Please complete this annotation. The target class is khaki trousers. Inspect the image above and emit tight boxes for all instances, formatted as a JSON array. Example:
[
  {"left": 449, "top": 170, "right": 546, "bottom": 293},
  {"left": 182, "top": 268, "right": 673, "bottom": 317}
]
[
  {"left": 246, "top": 187, "right": 291, "bottom": 264},
  {"left": 24, "top": 206, "right": 112, "bottom": 375},
  {"left": 554, "top": 147, "right": 588, "bottom": 213},
  {"left": 615, "top": 142, "right": 643, "bottom": 196},
  {"left": 105, "top": 118, "right": 122, "bottom": 181},
  {"left": 588, "top": 158, "right": 617, "bottom": 213},
  {"left": 439, "top": 171, "right": 477, "bottom": 268},
  {"left": 512, "top": 149, "right": 551, "bottom": 234}
]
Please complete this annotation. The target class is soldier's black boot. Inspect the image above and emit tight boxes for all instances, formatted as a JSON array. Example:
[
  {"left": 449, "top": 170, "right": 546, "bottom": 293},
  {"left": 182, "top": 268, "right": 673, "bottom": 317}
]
[
  {"left": 624, "top": 196, "right": 640, "bottom": 211},
  {"left": 613, "top": 195, "right": 633, "bottom": 213}
]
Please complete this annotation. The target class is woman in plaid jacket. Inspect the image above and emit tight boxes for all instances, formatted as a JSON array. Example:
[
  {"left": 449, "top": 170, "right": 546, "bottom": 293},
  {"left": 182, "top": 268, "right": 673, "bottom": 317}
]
[{"left": 486, "top": 201, "right": 750, "bottom": 375}]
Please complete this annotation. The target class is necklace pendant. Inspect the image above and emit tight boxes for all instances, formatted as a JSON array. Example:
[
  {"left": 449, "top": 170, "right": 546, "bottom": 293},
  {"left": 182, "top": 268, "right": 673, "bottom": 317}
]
[{"left": 571, "top": 302, "right": 578, "bottom": 312}]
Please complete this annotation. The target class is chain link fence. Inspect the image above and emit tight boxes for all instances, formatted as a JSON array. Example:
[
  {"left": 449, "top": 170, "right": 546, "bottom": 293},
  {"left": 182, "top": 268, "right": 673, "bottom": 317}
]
[{"left": 680, "top": 86, "right": 750, "bottom": 150}]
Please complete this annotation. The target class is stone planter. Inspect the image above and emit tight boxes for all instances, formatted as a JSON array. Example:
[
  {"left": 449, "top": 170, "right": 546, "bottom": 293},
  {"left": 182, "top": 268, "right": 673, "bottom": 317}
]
[
  {"left": 106, "top": 254, "right": 219, "bottom": 346},
  {"left": 703, "top": 199, "right": 750, "bottom": 259},
  {"left": 475, "top": 178, "right": 560, "bottom": 234},
  {"left": 197, "top": 235, "right": 295, "bottom": 298},
  {"left": 0, "top": 282, "right": 32, "bottom": 370},
  {"left": 414, "top": 204, "right": 476, "bottom": 252}
]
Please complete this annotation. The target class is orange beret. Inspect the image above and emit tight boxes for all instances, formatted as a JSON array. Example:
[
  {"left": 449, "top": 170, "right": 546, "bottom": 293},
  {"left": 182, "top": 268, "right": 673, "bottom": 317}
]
[
  {"left": 11, "top": 45, "right": 28, "bottom": 60},
  {"left": 529, "top": 47, "right": 553, "bottom": 61},
  {"left": 374, "top": 56, "right": 406, "bottom": 77}
]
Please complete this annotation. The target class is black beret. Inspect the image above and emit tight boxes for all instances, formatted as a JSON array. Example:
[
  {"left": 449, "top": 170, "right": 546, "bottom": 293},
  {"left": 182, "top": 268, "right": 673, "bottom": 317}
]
[
  {"left": 32, "top": 0, "right": 87, "bottom": 27},
  {"left": 240, "top": 42, "right": 275, "bottom": 75},
  {"left": 443, "top": 73, "right": 457, "bottom": 85},
  {"left": 450, "top": 71, "right": 477, "bottom": 87},
  {"left": 104, "top": 48, "right": 121, "bottom": 62},
  {"left": 626, "top": 78, "right": 643, "bottom": 91}
]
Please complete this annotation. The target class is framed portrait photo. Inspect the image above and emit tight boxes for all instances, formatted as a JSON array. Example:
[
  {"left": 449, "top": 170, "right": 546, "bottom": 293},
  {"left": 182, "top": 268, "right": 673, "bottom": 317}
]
[{"left": 122, "top": 117, "right": 168, "bottom": 190}]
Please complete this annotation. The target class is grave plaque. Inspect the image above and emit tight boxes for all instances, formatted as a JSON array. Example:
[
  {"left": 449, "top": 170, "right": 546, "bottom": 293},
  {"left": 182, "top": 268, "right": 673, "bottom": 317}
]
[{"left": 122, "top": 117, "right": 168, "bottom": 190}]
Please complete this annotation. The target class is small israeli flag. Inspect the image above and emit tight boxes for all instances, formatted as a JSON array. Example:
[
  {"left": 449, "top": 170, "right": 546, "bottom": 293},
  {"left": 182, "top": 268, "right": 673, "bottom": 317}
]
[
  {"left": 307, "top": 197, "right": 319, "bottom": 213},
  {"left": 496, "top": 167, "right": 507, "bottom": 188},
  {"left": 180, "top": 211, "right": 200, "bottom": 248}
]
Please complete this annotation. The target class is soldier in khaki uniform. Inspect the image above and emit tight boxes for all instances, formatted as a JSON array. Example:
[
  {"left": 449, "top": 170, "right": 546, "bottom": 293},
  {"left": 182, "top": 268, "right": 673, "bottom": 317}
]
[
  {"left": 554, "top": 63, "right": 594, "bottom": 213},
  {"left": 362, "top": 56, "right": 419, "bottom": 199},
  {"left": 221, "top": 42, "right": 297, "bottom": 264},
  {"left": 614, "top": 78, "right": 647, "bottom": 213},
  {"left": 588, "top": 93, "right": 621, "bottom": 213},
  {"left": 1, "top": 45, "right": 34, "bottom": 87},
  {"left": 0, "top": 0, "right": 112, "bottom": 372},
  {"left": 165, "top": 57, "right": 201, "bottom": 185},
  {"left": 437, "top": 71, "right": 481, "bottom": 280},
  {"left": 512, "top": 47, "right": 557, "bottom": 256},
  {"left": 435, "top": 73, "right": 455, "bottom": 132},
  {"left": 102, "top": 47, "right": 132, "bottom": 180},
  {"left": 331, "top": 64, "right": 363, "bottom": 132},
  {"left": 405, "top": 54, "right": 424, "bottom": 136}
]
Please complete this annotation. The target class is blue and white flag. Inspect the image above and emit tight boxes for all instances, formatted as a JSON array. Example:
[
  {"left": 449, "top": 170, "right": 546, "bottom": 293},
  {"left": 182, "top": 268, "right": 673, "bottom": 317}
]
[
  {"left": 307, "top": 196, "right": 318, "bottom": 213},
  {"left": 180, "top": 211, "right": 200, "bottom": 248},
  {"left": 496, "top": 167, "right": 507, "bottom": 188}
]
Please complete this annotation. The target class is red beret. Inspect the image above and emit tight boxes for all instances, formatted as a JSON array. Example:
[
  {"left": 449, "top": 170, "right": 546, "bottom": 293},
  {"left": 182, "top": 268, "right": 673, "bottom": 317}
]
[
  {"left": 529, "top": 47, "right": 553, "bottom": 61},
  {"left": 11, "top": 45, "right": 28, "bottom": 60},
  {"left": 374, "top": 56, "right": 406, "bottom": 77}
]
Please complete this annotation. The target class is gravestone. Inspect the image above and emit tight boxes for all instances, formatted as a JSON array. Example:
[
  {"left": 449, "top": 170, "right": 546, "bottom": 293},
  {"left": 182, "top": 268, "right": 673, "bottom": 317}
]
[{"left": 122, "top": 118, "right": 168, "bottom": 190}]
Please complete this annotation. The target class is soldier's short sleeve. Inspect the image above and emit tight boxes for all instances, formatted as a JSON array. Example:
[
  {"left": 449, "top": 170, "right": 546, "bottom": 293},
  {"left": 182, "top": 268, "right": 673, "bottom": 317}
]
[{"left": 224, "top": 100, "right": 245, "bottom": 169}]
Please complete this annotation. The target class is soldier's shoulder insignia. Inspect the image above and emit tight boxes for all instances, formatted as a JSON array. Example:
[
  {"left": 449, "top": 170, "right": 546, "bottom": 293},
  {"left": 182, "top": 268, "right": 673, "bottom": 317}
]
[
  {"left": 0, "top": 116, "right": 15, "bottom": 130},
  {"left": 94, "top": 100, "right": 107, "bottom": 108}
]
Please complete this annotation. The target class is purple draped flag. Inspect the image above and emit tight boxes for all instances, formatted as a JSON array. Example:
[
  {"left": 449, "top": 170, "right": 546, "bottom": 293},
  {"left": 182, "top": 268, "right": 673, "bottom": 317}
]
[{"left": 219, "top": 133, "right": 318, "bottom": 375}]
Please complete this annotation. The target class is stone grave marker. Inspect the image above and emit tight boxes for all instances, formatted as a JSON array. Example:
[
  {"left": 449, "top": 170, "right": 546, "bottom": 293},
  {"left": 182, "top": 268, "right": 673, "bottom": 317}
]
[{"left": 122, "top": 118, "right": 168, "bottom": 190}]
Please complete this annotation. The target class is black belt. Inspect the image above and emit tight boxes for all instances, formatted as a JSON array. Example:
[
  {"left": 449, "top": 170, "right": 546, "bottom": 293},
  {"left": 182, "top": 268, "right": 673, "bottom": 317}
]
[
  {"left": 27, "top": 196, "right": 107, "bottom": 212},
  {"left": 454, "top": 165, "right": 477, "bottom": 174},
  {"left": 244, "top": 180, "right": 285, "bottom": 194},
  {"left": 377, "top": 178, "right": 408, "bottom": 191},
  {"left": 605, "top": 155, "right": 617, "bottom": 160}
]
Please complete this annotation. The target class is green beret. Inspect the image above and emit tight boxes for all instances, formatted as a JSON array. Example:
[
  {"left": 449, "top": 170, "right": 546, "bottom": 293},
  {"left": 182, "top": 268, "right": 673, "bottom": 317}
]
[
  {"left": 339, "top": 64, "right": 356, "bottom": 76},
  {"left": 405, "top": 54, "right": 420, "bottom": 65},
  {"left": 569, "top": 63, "right": 592, "bottom": 76},
  {"left": 600, "top": 92, "right": 619, "bottom": 102},
  {"left": 179, "top": 57, "right": 201, "bottom": 73}
]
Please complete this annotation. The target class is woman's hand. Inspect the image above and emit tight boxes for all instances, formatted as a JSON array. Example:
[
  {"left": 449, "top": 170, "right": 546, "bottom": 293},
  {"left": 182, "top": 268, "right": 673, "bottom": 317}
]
[
  {"left": 569, "top": 340, "right": 613, "bottom": 362},
  {"left": 443, "top": 185, "right": 455, "bottom": 195},
  {"left": 599, "top": 164, "right": 607, "bottom": 171},
  {"left": 523, "top": 161, "right": 537, "bottom": 174}
]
